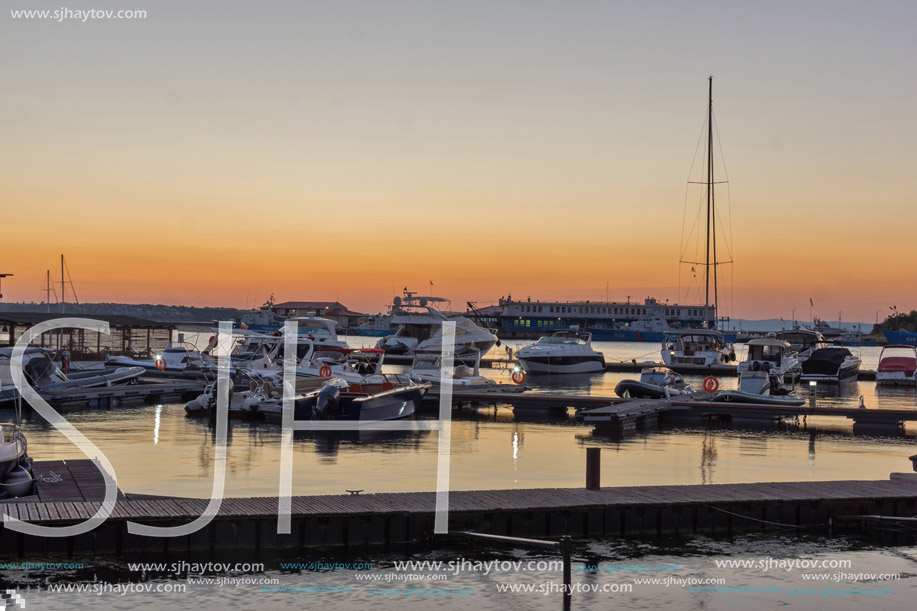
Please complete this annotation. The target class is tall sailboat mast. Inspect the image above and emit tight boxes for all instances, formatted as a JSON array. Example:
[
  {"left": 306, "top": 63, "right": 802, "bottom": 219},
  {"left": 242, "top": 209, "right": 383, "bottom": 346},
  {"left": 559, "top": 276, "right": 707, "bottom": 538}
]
[{"left": 704, "top": 76, "right": 718, "bottom": 329}]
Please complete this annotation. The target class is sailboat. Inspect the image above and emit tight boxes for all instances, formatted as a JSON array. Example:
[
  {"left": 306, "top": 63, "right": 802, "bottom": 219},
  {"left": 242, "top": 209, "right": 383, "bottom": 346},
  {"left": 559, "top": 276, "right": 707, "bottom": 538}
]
[{"left": 662, "top": 77, "right": 736, "bottom": 367}]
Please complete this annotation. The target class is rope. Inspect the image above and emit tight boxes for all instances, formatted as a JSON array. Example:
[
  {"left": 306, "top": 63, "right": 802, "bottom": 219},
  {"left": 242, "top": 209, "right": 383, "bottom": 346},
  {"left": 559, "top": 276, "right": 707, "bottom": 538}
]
[
  {"left": 40, "top": 471, "right": 63, "bottom": 484},
  {"left": 700, "top": 503, "right": 802, "bottom": 528}
]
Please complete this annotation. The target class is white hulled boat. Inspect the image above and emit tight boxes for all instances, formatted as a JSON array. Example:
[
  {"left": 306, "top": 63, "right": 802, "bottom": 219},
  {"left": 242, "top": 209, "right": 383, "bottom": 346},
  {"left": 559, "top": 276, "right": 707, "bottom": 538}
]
[
  {"left": 736, "top": 338, "right": 800, "bottom": 394},
  {"left": 516, "top": 330, "right": 606, "bottom": 374},
  {"left": 377, "top": 290, "right": 498, "bottom": 356},
  {"left": 661, "top": 329, "right": 734, "bottom": 367}
]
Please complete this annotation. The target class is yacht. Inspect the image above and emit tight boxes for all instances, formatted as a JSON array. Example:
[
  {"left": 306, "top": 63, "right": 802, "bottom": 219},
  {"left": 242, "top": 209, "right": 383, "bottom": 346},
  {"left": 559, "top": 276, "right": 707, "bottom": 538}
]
[
  {"left": 661, "top": 329, "right": 735, "bottom": 367},
  {"left": 800, "top": 347, "right": 862, "bottom": 383},
  {"left": 776, "top": 329, "right": 828, "bottom": 362},
  {"left": 376, "top": 290, "right": 498, "bottom": 356},
  {"left": 351, "top": 315, "right": 395, "bottom": 337},
  {"left": 516, "top": 330, "right": 606, "bottom": 374},
  {"left": 736, "top": 338, "right": 800, "bottom": 394}
]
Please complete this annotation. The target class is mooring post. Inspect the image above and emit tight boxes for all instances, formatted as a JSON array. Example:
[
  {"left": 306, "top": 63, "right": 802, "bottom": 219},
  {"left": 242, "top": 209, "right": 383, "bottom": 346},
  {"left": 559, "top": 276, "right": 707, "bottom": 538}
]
[
  {"left": 586, "top": 447, "right": 601, "bottom": 490},
  {"left": 909, "top": 454, "right": 917, "bottom": 472},
  {"left": 560, "top": 534, "right": 572, "bottom": 600}
]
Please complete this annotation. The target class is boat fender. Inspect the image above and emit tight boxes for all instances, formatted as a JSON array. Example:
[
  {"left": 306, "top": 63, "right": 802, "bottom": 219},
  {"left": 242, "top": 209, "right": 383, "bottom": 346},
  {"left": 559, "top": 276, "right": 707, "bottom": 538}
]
[
  {"left": 703, "top": 376, "right": 719, "bottom": 392},
  {"left": 61, "top": 355, "right": 70, "bottom": 374}
]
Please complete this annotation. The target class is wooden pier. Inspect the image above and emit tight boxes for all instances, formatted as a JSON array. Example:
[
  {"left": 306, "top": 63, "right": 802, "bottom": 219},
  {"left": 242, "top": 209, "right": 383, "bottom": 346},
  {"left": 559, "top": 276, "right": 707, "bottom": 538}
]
[{"left": 3, "top": 460, "right": 917, "bottom": 558}]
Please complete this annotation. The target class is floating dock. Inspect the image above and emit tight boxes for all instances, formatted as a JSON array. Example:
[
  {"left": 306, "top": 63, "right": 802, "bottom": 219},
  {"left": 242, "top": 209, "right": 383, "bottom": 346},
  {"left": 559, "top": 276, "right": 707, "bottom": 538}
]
[{"left": 2, "top": 460, "right": 917, "bottom": 558}]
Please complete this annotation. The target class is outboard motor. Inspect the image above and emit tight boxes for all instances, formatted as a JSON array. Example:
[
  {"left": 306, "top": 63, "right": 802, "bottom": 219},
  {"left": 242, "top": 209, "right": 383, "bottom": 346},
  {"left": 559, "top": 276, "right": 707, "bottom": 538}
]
[{"left": 313, "top": 384, "right": 341, "bottom": 419}]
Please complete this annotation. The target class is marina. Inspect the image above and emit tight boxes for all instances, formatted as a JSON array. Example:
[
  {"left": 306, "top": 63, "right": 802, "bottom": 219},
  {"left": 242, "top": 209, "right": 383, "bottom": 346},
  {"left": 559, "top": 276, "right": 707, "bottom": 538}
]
[{"left": 5, "top": 4, "right": 917, "bottom": 606}]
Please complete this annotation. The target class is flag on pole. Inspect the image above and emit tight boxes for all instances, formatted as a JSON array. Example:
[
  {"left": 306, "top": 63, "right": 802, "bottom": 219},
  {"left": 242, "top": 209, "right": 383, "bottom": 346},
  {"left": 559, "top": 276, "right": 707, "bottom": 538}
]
[{"left": 809, "top": 298, "right": 814, "bottom": 307}]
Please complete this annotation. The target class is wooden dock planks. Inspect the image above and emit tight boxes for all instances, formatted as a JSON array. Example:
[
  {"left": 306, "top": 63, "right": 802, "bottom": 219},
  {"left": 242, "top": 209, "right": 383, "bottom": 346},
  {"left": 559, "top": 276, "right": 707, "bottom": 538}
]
[{"left": 6, "top": 460, "right": 917, "bottom": 531}]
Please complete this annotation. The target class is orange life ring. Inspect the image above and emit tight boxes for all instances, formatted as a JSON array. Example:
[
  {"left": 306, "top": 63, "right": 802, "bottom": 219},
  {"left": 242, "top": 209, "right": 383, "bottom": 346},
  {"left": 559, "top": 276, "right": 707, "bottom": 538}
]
[
  {"left": 512, "top": 370, "right": 526, "bottom": 385},
  {"left": 156, "top": 357, "right": 167, "bottom": 371},
  {"left": 319, "top": 365, "right": 333, "bottom": 377},
  {"left": 703, "top": 376, "right": 719, "bottom": 392}
]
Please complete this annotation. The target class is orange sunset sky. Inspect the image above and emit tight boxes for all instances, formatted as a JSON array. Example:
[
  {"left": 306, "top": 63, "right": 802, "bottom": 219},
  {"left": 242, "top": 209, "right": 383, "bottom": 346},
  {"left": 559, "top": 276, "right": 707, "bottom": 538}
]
[{"left": 2, "top": 1, "right": 916, "bottom": 322}]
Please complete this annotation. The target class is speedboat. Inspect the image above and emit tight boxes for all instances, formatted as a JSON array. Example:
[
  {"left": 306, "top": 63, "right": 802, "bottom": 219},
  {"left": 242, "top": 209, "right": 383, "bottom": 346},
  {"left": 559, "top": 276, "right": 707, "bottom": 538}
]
[
  {"left": 614, "top": 367, "right": 695, "bottom": 398},
  {"left": 516, "top": 330, "right": 606, "bottom": 374},
  {"left": 184, "top": 373, "right": 328, "bottom": 417},
  {"left": 376, "top": 289, "right": 498, "bottom": 356},
  {"left": 0, "top": 424, "right": 34, "bottom": 499},
  {"left": 297, "top": 346, "right": 384, "bottom": 383},
  {"left": 736, "top": 338, "right": 800, "bottom": 394},
  {"left": 220, "top": 375, "right": 430, "bottom": 421},
  {"left": 409, "top": 349, "right": 496, "bottom": 390},
  {"left": 661, "top": 329, "right": 735, "bottom": 367},
  {"left": 1, "top": 348, "right": 145, "bottom": 405},
  {"left": 800, "top": 347, "right": 862, "bottom": 383},
  {"left": 294, "top": 375, "right": 430, "bottom": 421},
  {"left": 876, "top": 345, "right": 917, "bottom": 385},
  {"left": 105, "top": 340, "right": 217, "bottom": 377},
  {"left": 776, "top": 329, "right": 828, "bottom": 363}
]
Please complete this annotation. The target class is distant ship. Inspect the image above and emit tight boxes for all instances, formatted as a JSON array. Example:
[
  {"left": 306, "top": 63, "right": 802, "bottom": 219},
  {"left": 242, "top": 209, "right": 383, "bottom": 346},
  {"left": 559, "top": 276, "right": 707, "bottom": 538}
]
[{"left": 882, "top": 330, "right": 917, "bottom": 346}]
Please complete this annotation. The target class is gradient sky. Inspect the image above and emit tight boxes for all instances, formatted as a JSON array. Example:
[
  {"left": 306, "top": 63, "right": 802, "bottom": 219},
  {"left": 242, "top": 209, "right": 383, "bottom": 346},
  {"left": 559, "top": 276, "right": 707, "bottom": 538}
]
[{"left": 2, "top": 1, "right": 915, "bottom": 321}]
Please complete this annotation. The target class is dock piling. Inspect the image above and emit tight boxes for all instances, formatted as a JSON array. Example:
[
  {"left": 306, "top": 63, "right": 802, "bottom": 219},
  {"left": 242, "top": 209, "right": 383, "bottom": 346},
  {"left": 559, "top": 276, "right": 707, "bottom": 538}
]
[{"left": 586, "top": 448, "right": 601, "bottom": 491}]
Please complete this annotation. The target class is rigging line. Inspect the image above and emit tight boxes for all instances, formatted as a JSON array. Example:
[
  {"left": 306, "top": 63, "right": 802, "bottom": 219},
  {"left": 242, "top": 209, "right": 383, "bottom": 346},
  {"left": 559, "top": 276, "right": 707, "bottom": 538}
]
[
  {"left": 713, "top": 111, "right": 736, "bottom": 261},
  {"left": 679, "top": 108, "right": 710, "bottom": 265},
  {"left": 63, "top": 257, "right": 82, "bottom": 312}
]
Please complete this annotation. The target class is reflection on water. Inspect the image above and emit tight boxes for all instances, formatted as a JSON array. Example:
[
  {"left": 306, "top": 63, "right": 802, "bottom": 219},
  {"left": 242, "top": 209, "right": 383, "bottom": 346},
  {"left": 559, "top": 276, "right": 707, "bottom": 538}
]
[{"left": 5, "top": 532, "right": 917, "bottom": 610}]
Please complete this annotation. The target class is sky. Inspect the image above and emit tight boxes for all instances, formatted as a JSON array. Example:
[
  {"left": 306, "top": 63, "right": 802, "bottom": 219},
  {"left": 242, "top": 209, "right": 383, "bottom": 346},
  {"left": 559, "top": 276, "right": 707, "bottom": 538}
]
[{"left": 1, "top": 0, "right": 915, "bottom": 321}]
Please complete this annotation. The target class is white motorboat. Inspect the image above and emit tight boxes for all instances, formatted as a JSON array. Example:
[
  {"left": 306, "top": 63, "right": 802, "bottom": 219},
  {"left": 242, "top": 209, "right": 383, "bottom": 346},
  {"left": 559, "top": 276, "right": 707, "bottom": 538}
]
[
  {"left": 736, "top": 338, "right": 800, "bottom": 394},
  {"left": 105, "top": 340, "right": 217, "bottom": 376},
  {"left": 800, "top": 347, "right": 862, "bottom": 383},
  {"left": 376, "top": 289, "right": 498, "bottom": 356},
  {"left": 1, "top": 347, "right": 145, "bottom": 405},
  {"left": 661, "top": 329, "right": 735, "bottom": 367},
  {"left": 516, "top": 330, "right": 606, "bottom": 374},
  {"left": 296, "top": 345, "right": 384, "bottom": 383},
  {"left": 409, "top": 350, "right": 496, "bottom": 390}
]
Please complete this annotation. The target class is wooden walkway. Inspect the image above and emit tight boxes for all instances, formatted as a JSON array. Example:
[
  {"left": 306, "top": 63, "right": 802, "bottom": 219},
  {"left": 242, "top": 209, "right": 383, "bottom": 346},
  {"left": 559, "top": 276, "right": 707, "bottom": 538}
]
[
  {"left": 4, "top": 460, "right": 917, "bottom": 556},
  {"left": 4, "top": 460, "right": 917, "bottom": 523}
]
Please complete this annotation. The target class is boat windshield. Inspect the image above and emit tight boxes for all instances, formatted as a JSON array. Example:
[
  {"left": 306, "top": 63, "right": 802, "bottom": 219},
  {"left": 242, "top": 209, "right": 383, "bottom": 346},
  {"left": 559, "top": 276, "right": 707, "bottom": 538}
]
[
  {"left": 313, "top": 351, "right": 347, "bottom": 363},
  {"left": 747, "top": 344, "right": 784, "bottom": 363},
  {"left": 881, "top": 347, "right": 917, "bottom": 360},
  {"left": 538, "top": 334, "right": 585, "bottom": 345}
]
